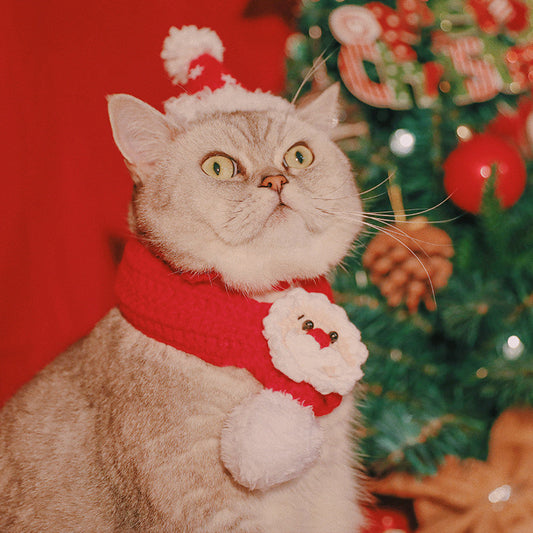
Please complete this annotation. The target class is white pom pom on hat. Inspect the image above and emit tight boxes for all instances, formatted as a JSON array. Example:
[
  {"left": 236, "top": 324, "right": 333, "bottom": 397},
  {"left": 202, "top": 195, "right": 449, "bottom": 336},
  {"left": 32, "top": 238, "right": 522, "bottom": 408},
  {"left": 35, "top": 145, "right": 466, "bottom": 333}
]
[
  {"left": 161, "top": 26, "right": 234, "bottom": 90},
  {"left": 160, "top": 25, "right": 291, "bottom": 122}
]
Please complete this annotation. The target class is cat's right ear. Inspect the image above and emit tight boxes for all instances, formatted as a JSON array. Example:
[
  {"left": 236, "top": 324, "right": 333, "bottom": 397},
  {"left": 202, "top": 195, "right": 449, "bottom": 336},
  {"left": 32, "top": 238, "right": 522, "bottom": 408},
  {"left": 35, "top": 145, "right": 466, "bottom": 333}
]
[{"left": 107, "top": 94, "right": 176, "bottom": 181}]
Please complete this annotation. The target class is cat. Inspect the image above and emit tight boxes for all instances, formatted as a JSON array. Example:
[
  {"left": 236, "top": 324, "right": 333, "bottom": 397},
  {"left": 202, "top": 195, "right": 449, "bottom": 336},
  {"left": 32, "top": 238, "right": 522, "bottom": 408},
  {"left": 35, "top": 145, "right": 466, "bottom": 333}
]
[{"left": 0, "top": 80, "right": 367, "bottom": 531}]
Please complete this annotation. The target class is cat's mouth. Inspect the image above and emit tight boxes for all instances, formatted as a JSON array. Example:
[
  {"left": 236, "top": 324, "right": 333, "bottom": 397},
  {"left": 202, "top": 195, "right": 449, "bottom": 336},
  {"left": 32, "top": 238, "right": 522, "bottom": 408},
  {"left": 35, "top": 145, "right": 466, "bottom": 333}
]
[
  {"left": 268, "top": 201, "right": 293, "bottom": 221},
  {"left": 214, "top": 186, "right": 328, "bottom": 247},
  {"left": 271, "top": 192, "right": 326, "bottom": 235}
]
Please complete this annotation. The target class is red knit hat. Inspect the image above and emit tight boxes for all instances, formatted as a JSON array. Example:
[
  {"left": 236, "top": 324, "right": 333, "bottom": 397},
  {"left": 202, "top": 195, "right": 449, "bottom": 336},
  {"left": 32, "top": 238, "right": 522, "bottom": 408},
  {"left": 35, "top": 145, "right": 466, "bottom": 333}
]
[{"left": 160, "top": 26, "right": 290, "bottom": 122}]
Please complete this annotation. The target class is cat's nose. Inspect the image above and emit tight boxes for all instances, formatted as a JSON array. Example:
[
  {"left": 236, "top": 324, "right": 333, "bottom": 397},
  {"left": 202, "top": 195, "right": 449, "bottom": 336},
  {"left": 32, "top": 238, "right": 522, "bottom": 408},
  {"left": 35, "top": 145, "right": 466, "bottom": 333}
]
[{"left": 259, "top": 175, "right": 288, "bottom": 193}]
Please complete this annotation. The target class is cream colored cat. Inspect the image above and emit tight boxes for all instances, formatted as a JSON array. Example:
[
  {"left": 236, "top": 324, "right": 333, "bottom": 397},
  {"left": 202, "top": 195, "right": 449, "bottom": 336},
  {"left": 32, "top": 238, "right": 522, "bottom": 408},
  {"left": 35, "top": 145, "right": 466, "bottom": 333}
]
[{"left": 0, "top": 43, "right": 367, "bottom": 529}]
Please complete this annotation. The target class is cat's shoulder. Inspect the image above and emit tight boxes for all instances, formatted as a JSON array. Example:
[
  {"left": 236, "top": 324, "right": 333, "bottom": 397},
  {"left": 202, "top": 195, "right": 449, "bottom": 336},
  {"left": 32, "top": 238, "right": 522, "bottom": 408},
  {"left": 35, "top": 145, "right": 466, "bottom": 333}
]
[{"left": 2, "top": 307, "right": 260, "bottom": 428}]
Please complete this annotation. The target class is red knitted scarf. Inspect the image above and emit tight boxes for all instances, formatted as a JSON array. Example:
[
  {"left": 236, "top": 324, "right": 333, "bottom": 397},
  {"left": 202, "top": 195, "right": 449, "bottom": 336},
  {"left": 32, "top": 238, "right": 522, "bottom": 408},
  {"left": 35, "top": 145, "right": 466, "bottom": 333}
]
[{"left": 115, "top": 239, "right": 342, "bottom": 416}]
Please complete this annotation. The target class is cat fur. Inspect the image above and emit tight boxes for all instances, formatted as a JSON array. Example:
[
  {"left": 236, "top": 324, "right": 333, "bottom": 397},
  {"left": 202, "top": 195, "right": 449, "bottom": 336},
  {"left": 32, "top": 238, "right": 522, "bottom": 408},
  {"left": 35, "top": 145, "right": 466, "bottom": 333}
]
[{"left": 0, "top": 84, "right": 367, "bottom": 532}]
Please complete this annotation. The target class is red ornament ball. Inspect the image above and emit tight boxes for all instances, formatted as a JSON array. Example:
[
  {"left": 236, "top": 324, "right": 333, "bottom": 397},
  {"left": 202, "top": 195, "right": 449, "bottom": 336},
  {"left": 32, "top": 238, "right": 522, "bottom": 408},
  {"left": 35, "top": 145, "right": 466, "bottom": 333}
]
[{"left": 443, "top": 133, "right": 526, "bottom": 213}]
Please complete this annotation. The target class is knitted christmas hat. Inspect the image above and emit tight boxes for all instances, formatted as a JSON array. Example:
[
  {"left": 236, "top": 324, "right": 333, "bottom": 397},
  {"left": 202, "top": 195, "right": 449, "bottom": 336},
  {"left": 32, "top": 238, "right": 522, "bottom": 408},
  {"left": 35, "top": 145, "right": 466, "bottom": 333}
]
[{"left": 161, "top": 25, "right": 291, "bottom": 123}]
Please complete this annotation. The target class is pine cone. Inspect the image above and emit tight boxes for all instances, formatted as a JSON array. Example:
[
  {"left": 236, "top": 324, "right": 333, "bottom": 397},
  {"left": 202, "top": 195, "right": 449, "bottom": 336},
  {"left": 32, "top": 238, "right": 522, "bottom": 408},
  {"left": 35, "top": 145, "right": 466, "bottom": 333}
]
[{"left": 363, "top": 217, "right": 454, "bottom": 313}]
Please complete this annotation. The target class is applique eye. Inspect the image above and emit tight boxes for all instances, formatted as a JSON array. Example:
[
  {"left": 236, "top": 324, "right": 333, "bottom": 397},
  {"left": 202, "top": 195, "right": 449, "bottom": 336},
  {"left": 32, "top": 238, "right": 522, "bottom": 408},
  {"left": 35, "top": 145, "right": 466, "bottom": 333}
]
[
  {"left": 329, "top": 331, "right": 339, "bottom": 343},
  {"left": 283, "top": 144, "right": 314, "bottom": 169},
  {"left": 302, "top": 320, "right": 314, "bottom": 331},
  {"left": 201, "top": 154, "right": 237, "bottom": 180}
]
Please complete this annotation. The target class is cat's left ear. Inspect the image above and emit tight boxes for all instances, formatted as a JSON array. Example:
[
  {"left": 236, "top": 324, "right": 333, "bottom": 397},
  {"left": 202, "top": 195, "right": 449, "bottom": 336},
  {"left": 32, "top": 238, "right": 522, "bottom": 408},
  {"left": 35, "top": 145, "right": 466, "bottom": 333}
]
[
  {"left": 107, "top": 94, "right": 178, "bottom": 183},
  {"left": 295, "top": 83, "right": 340, "bottom": 132}
]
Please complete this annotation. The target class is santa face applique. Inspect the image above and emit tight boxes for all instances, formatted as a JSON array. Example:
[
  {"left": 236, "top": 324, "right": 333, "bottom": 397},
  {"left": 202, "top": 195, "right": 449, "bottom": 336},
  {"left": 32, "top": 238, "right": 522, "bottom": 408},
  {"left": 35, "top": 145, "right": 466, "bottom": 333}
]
[{"left": 263, "top": 288, "right": 368, "bottom": 396}]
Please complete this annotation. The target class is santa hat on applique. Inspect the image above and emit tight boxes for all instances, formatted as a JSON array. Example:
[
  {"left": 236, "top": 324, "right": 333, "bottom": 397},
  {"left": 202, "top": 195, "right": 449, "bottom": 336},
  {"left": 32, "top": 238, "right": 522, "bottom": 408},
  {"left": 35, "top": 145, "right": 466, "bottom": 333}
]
[{"left": 160, "top": 25, "right": 291, "bottom": 122}]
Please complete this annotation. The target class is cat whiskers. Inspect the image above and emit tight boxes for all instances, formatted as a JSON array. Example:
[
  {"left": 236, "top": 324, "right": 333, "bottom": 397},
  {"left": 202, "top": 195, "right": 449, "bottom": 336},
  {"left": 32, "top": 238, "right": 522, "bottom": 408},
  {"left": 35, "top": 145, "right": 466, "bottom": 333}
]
[
  {"left": 221, "top": 196, "right": 283, "bottom": 244},
  {"left": 317, "top": 191, "right": 457, "bottom": 225},
  {"left": 358, "top": 172, "right": 395, "bottom": 198},
  {"left": 315, "top": 204, "right": 456, "bottom": 308},
  {"left": 223, "top": 202, "right": 252, "bottom": 229},
  {"left": 277, "top": 45, "right": 340, "bottom": 139},
  {"left": 290, "top": 47, "right": 338, "bottom": 106},
  {"left": 323, "top": 206, "right": 453, "bottom": 253}
]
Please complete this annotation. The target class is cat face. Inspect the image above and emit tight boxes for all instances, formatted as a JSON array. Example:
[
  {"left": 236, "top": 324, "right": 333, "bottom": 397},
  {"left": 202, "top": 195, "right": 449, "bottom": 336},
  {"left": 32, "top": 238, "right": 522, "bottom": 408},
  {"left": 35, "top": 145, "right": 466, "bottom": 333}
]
[{"left": 108, "top": 86, "right": 362, "bottom": 294}]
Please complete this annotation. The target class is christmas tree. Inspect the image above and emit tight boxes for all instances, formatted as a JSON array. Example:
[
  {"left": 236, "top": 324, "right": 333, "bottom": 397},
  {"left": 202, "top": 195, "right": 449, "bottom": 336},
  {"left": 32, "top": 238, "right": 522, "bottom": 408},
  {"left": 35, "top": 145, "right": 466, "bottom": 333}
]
[{"left": 286, "top": 0, "right": 533, "bottom": 489}]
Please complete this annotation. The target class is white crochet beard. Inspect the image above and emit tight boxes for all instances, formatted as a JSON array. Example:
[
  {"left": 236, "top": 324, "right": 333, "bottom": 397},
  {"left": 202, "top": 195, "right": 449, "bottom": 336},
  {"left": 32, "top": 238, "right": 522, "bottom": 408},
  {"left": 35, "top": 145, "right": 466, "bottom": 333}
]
[
  {"left": 109, "top": 88, "right": 363, "bottom": 295},
  {"left": 278, "top": 332, "right": 364, "bottom": 395},
  {"left": 263, "top": 289, "right": 367, "bottom": 395}
]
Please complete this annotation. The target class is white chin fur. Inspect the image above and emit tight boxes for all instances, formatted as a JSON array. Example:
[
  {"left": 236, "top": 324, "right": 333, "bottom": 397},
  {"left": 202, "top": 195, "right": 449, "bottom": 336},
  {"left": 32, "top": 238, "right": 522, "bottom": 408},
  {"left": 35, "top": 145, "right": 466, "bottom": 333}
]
[
  {"left": 158, "top": 191, "right": 363, "bottom": 294},
  {"left": 208, "top": 216, "right": 360, "bottom": 294}
]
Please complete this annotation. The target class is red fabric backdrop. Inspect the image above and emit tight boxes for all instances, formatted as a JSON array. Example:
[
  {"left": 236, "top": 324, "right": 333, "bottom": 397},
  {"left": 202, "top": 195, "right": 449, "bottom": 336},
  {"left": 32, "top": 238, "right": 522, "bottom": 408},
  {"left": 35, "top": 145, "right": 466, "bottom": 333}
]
[{"left": 1, "top": 0, "right": 292, "bottom": 405}]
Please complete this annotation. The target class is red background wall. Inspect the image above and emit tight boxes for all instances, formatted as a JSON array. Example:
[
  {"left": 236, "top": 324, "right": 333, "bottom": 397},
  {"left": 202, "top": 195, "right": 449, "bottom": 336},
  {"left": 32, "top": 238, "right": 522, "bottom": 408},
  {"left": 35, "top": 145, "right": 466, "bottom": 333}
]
[{"left": 1, "top": 0, "right": 292, "bottom": 405}]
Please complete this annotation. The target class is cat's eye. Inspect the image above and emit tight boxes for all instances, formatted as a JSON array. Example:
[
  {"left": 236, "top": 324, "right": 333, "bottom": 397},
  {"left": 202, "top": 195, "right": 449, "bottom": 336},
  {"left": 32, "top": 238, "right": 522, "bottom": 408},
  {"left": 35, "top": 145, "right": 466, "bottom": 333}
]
[
  {"left": 329, "top": 331, "right": 339, "bottom": 343},
  {"left": 284, "top": 144, "right": 314, "bottom": 169},
  {"left": 201, "top": 154, "right": 237, "bottom": 180}
]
